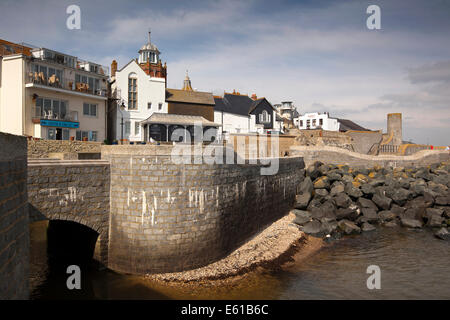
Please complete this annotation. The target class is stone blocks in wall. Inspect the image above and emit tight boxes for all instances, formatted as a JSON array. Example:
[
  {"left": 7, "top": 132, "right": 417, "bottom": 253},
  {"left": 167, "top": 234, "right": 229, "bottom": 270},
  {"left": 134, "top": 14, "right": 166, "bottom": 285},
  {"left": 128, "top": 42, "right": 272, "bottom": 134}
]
[
  {"left": 27, "top": 160, "right": 110, "bottom": 265},
  {"left": 102, "top": 145, "right": 305, "bottom": 274},
  {"left": 28, "top": 140, "right": 101, "bottom": 159},
  {"left": 0, "top": 132, "right": 29, "bottom": 300}
]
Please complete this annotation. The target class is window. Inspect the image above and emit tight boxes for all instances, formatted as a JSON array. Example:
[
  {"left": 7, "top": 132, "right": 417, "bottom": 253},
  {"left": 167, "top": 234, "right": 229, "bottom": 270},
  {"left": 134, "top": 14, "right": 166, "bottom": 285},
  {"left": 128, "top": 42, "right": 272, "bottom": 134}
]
[
  {"left": 312, "top": 119, "right": 316, "bottom": 126},
  {"left": 47, "top": 128, "right": 56, "bottom": 140},
  {"left": 158, "top": 103, "right": 162, "bottom": 110},
  {"left": 62, "top": 129, "right": 70, "bottom": 141},
  {"left": 300, "top": 120, "right": 303, "bottom": 127},
  {"left": 83, "top": 103, "right": 97, "bottom": 116},
  {"left": 75, "top": 74, "right": 101, "bottom": 92},
  {"left": 260, "top": 110, "right": 271, "bottom": 123},
  {"left": 128, "top": 77, "right": 137, "bottom": 109},
  {"left": 319, "top": 118, "right": 323, "bottom": 126},
  {"left": 36, "top": 97, "right": 68, "bottom": 119},
  {"left": 147, "top": 102, "right": 152, "bottom": 109},
  {"left": 135, "top": 122, "right": 140, "bottom": 135},
  {"left": 76, "top": 130, "right": 97, "bottom": 141},
  {"left": 125, "top": 121, "right": 131, "bottom": 135},
  {"left": 89, "top": 131, "right": 98, "bottom": 141}
]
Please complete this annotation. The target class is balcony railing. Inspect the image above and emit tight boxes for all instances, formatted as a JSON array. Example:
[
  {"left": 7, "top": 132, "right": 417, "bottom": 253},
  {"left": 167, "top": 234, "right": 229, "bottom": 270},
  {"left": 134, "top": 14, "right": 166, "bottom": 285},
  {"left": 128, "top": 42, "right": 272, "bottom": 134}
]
[
  {"left": 27, "top": 73, "right": 107, "bottom": 97},
  {"left": 31, "top": 48, "right": 109, "bottom": 76},
  {"left": 33, "top": 106, "right": 78, "bottom": 122}
]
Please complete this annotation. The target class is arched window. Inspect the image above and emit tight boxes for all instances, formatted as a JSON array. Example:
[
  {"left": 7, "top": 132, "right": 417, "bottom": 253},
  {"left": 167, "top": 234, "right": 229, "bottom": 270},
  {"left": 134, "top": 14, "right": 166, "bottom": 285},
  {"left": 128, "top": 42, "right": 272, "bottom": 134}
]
[
  {"left": 260, "top": 110, "right": 271, "bottom": 123},
  {"left": 128, "top": 73, "right": 137, "bottom": 109}
]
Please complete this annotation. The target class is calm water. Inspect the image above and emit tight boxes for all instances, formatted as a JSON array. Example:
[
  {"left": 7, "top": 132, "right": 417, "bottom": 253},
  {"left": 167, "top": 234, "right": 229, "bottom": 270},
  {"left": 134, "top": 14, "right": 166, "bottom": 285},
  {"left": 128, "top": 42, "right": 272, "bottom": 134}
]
[{"left": 30, "top": 221, "right": 450, "bottom": 300}]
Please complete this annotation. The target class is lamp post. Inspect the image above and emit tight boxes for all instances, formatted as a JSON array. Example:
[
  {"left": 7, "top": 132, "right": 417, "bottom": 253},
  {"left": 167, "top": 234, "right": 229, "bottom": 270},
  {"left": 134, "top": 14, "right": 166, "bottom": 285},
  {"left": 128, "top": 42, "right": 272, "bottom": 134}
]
[{"left": 118, "top": 101, "right": 126, "bottom": 142}]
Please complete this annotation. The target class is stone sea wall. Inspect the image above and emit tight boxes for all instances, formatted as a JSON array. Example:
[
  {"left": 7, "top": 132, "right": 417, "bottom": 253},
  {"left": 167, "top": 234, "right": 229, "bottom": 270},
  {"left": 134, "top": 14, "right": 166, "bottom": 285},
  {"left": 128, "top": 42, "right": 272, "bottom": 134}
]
[
  {"left": 290, "top": 145, "right": 449, "bottom": 168},
  {"left": 27, "top": 159, "right": 110, "bottom": 264},
  {"left": 0, "top": 132, "right": 29, "bottom": 299},
  {"left": 28, "top": 139, "right": 101, "bottom": 159},
  {"left": 102, "top": 145, "right": 305, "bottom": 274}
]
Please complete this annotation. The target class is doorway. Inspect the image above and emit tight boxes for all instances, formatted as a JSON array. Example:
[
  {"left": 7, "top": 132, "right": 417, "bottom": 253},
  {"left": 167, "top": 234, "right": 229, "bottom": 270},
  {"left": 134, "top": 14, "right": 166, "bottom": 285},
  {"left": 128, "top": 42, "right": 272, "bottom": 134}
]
[{"left": 56, "top": 128, "right": 62, "bottom": 140}]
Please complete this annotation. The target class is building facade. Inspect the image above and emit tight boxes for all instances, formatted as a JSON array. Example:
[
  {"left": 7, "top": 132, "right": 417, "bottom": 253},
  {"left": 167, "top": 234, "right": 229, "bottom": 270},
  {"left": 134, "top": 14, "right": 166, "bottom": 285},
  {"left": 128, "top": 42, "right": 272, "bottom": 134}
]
[
  {"left": 297, "top": 112, "right": 340, "bottom": 131},
  {"left": 214, "top": 92, "right": 281, "bottom": 137},
  {"left": 0, "top": 40, "right": 108, "bottom": 141},
  {"left": 109, "top": 32, "right": 167, "bottom": 142}
]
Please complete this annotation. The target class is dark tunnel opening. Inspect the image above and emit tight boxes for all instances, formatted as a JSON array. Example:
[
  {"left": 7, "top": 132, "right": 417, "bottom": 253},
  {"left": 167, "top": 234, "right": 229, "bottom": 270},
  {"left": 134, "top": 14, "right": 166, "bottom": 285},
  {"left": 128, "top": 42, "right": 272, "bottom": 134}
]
[{"left": 47, "top": 220, "right": 99, "bottom": 265}]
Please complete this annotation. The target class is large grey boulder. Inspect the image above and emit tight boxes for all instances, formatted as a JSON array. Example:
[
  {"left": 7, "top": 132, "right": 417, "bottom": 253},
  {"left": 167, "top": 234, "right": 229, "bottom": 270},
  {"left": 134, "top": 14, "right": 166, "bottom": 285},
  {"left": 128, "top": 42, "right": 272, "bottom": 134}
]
[
  {"left": 314, "top": 176, "right": 330, "bottom": 189},
  {"left": 400, "top": 218, "right": 423, "bottom": 228},
  {"left": 357, "top": 197, "right": 378, "bottom": 211},
  {"left": 378, "top": 210, "right": 396, "bottom": 221},
  {"left": 401, "top": 207, "right": 426, "bottom": 221},
  {"left": 292, "top": 209, "right": 312, "bottom": 225},
  {"left": 315, "top": 188, "right": 329, "bottom": 198},
  {"left": 362, "top": 222, "right": 376, "bottom": 232},
  {"left": 299, "top": 177, "right": 314, "bottom": 196},
  {"left": 435, "top": 196, "right": 450, "bottom": 206},
  {"left": 369, "top": 179, "right": 385, "bottom": 188},
  {"left": 300, "top": 220, "right": 324, "bottom": 236},
  {"left": 306, "top": 165, "right": 322, "bottom": 181},
  {"left": 434, "top": 227, "right": 450, "bottom": 240},
  {"left": 384, "top": 220, "right": 398, "bottom": 228},
  {"left": 361, "top": 207, "right": 378, "bottom": 222},
  {"left": 427, "top": 214, "right": 444, "bottom": 228},
  {"left": 361, "top": 183, "right": 376, "bottom": 197},
  {"left": 295, "top": 192, "right": 311, "bottom": 210},
  {"left": 338, "top": 219, "right": 361, "bottom": 234},
  {"left": 336, "top": 207, "right": 358, "bottom": 220},
  {"left": 334, "top": 192, "right": 352, "bottom": 208},
  {"left": 372, "top": 193, "right": 392, "bottom": 210},
  {"left": 330, "top": 181, "right": 345, "bottom": 195},
  {"left": 326, "top": 170, "right": 342, "bottom": 183},
  {"left": 414, "top": 168, "right": 432, "bottom": 181},
  {"left": 342, "top": 175, "right": 354, "bottom": 184},
  {"left": 345, "top": 183, "right": 363, "bottom": 199},
  {"left": 391, "top": 188, "right": 413, "bottom": 206}
]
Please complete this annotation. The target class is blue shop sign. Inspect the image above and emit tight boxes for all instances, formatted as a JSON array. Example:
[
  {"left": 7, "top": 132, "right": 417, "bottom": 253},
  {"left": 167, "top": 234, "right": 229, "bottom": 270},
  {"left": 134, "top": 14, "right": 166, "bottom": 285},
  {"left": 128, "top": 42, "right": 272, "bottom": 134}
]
[{"left": 40, "top": 119, "right": 79, "bottom": 128}]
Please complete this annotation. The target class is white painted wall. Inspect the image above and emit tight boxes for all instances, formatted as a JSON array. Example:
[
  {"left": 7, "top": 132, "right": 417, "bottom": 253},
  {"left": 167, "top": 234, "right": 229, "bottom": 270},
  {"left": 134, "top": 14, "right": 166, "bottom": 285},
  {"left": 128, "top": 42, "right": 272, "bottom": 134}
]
[
  {"left": 0, "top": 55, "right": 24, "bottom": 135},
  {"left": 214, "top": 110, "right": 250, "bottom": 136},
  {"left": 113, "top": 60, "right": 167, "bottom": 141},
  {"left": 298, "top": 112, "right": 340, "bottom": 131}
]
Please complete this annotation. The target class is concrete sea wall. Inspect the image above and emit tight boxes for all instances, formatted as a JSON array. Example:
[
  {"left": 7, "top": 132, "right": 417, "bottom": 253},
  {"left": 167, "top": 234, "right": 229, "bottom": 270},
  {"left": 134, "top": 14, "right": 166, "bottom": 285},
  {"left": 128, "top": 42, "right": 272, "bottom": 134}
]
[
  {"left": 290, "top": 146, "right": 450, "bottom": 168},
  {"left": 0, "top": 132, "right": 29, "bottom": 299},
  {"left": 102, "top": 145, "right": 305, "bottom": 274}
]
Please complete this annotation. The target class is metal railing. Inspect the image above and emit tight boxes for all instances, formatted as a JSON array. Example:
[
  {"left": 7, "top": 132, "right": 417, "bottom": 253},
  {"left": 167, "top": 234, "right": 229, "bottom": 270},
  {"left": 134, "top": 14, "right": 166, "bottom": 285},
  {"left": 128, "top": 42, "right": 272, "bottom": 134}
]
[
  {"left": 33, "top": 106, "right": 78, "bottom": 122},
  {"left": 27, "top": 73, "right": 107, "bottom": 97},
  {"left": 379, "top": 144, "right": 399, "bottom": 154}
]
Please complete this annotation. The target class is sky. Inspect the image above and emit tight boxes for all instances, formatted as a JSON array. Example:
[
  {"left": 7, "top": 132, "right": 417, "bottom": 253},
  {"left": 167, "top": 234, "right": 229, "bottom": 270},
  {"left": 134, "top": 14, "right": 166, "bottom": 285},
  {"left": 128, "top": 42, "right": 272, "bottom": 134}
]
[{"left": 1, "top": 0, "right": 449, "bottom": 145}]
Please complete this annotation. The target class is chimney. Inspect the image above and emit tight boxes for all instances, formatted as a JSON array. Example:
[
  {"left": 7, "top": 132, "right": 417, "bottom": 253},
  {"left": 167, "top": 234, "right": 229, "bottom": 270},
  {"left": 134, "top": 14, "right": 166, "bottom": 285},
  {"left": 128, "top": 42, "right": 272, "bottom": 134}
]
[
  {"left": 251, "top": 93, "right": 257, "bottom": 100},
  {"left": 111, "top": 60, "right": 118, "bottom": 77}
]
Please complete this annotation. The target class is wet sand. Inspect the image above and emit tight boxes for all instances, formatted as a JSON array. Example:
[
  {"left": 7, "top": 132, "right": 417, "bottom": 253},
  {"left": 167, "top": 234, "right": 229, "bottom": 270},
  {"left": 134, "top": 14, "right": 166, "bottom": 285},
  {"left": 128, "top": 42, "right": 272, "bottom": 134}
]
[{"left": 146, "top": 212, "right": 325, "bottom": 286}]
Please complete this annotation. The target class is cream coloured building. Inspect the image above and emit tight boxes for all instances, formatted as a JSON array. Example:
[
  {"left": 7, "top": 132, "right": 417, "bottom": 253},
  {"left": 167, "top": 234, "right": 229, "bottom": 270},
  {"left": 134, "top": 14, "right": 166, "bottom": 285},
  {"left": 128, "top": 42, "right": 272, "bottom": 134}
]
[{"left": 0, "top": 44, "right": 108, "bottom": 141}]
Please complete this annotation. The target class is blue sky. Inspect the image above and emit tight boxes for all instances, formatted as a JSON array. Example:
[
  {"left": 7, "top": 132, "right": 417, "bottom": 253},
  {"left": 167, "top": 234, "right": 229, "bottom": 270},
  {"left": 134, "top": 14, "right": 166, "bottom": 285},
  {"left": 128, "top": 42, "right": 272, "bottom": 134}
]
[{"left": 1, "top": 0, "right": 450, "bottom": 145}]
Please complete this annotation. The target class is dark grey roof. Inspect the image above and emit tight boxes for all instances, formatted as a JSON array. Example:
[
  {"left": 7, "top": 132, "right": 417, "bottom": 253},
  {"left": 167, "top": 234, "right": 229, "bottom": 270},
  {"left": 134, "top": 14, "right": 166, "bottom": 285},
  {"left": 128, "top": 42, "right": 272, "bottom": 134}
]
[
  {"left": 249, "top": 98, "right": 275, "bottom": 114},
  {"left": 214, "top": 94, "right": 254, "bottom": 116},
  {"left": 337, "top": 118, "right": 369, "bottom": 132}
]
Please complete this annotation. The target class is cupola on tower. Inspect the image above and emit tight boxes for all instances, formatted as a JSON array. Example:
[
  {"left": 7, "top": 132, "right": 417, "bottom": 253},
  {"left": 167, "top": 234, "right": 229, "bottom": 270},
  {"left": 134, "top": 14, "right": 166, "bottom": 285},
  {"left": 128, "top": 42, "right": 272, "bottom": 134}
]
[{"left": 138, "top": 31, "right": 167, "bottom": 80}]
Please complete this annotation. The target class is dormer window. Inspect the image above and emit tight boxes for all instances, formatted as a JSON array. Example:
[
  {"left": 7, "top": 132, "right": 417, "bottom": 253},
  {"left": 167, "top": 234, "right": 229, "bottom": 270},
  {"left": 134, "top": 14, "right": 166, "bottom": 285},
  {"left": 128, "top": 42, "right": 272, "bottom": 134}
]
[{"left": 260, "top": 110, "right": 271, "bottom": 123}]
